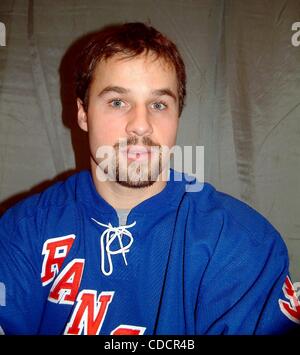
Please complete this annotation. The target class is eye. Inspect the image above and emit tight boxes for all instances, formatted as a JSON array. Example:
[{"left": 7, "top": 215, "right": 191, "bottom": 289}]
[
  {"left": 109, "top": 99, "right": 126, "bottom": 109},
  {"left": 151, "top": 101, "right": 168, "bottom": 111}
]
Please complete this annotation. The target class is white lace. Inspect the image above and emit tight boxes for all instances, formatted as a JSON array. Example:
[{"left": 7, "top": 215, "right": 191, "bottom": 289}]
[{"left": 91, "top": 218, "right": 136, "bottom": 276}]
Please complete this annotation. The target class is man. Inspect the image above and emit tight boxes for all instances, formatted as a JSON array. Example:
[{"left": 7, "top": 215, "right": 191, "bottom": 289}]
[{"left": 0, "top": 22, "right": 299, "bottom": 335}]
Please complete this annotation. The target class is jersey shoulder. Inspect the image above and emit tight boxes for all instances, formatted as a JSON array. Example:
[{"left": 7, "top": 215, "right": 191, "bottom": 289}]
[
  {"left": 0, "top": 171, "right": 87, "bottom": 227},
  {"left": 187, "top": 181, "right": 286, "bottom": 251}
]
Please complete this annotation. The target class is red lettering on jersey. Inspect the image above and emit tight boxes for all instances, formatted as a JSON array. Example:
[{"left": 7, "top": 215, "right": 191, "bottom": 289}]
[
  {"left": 279, "top": 276, "right": 300, "bottom": 324},
  {"left": 64, "top": 290, "right": 114, "bottom": 335},
  {"left": 111, "top": 325, "right": 146, "bottom": 335},
  {"left": 48, "top": 259, "right": 84, "bottom": 305},
  {"left": 41, "top": 235, "right": 75, "bottom": 286}
]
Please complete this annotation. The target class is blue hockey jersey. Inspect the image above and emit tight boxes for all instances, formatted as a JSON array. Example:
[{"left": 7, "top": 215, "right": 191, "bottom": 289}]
[{"left": 0, "top": 169, "right": 299, "bottom": 335}]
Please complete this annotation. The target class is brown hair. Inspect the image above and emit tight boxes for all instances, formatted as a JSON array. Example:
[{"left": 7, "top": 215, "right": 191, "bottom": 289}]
[{"left": 75, "top": 22, "right": 186, "bottom": 115}]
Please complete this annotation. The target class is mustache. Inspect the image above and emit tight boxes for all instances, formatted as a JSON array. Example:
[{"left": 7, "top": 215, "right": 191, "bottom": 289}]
[{"left": 113, "top": 136, "right": 161, "bottom": 149}]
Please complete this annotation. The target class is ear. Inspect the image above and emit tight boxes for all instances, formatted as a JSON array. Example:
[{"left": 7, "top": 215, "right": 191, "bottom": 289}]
[{"left": 77, "top": 98, "right": 88, "bottom": 132}]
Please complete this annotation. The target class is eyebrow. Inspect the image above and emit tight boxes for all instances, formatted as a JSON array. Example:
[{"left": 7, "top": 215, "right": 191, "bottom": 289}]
[
  {"left": 98, "top": 86, "right": 177, "bottom": 102},
  {"left": 152, "top": 89, "right": 177, "bottom": 102},
  {"left": 98, "top": 86, "right": 129, "bottom": 97}
]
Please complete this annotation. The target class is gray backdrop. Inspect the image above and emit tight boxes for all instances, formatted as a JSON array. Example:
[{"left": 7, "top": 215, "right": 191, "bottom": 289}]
[{"left": 0, "top": 0, "right": 299, "bottom": 281}]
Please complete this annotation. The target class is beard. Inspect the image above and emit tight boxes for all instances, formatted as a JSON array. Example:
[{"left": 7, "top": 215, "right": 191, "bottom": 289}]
[
  {"left": 95, "top": 136, "right": 164, "bottom": 189},
  {"left": 114, "top": 136, "right": 162, "bottom": 188}
]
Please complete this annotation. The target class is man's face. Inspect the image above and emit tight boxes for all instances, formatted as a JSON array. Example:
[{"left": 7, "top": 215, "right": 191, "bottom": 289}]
[{"left": 77, "top": 52, "right": 179, "bottom": 188}]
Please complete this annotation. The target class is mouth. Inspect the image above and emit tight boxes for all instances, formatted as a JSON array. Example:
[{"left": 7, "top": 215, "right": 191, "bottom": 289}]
[{"left": 119, "top": 145, "right": 152, "bottom": 162}]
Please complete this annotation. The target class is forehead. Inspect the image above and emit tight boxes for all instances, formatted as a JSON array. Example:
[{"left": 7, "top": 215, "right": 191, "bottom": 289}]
[{"left": 91, "top": 52, "right": 178, "bottom": 91}]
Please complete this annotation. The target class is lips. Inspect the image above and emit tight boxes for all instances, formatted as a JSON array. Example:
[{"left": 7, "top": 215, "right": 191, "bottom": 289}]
[{"left": 120, "top": 145, "right": 151, "bottom": 162}]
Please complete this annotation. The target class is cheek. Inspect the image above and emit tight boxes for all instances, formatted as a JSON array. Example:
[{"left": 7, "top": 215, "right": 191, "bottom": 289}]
[
  {"left": 89, "top": 126, "right": 124, "bottom": 148},
  {"left": 87, "top": 111, "right": 126, "bottom": 146},
  {"left": 154, "top": 119, "right": 178, "bottom": 146}
]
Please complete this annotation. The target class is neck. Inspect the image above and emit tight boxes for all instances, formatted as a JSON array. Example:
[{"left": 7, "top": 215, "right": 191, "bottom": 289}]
[{"left": 90, "top": 160, "right": 167, "bottom": 210}]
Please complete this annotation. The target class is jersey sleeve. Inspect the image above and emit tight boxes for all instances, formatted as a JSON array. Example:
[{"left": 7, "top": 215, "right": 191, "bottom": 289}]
[
  {"left": 0, "top": 204, "right": 45, "bottom": 334},
  {"left": 196, "top": 225, "right": 300, "bottom": 335}
]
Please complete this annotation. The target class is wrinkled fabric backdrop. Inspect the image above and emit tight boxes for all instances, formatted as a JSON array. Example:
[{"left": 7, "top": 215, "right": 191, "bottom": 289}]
[{"left": 0, "top": 0, "right": 299, "bottom": 281}]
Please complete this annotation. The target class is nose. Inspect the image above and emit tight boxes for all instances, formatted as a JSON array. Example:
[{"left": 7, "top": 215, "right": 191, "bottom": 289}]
[{"left": 125, "top": 104, "right": 153, "bottom": 137}]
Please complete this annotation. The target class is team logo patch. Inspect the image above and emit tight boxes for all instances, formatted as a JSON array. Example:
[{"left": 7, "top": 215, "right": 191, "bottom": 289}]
[{"left": 278, "top": 276, "right": 300, "bottom": 324}]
